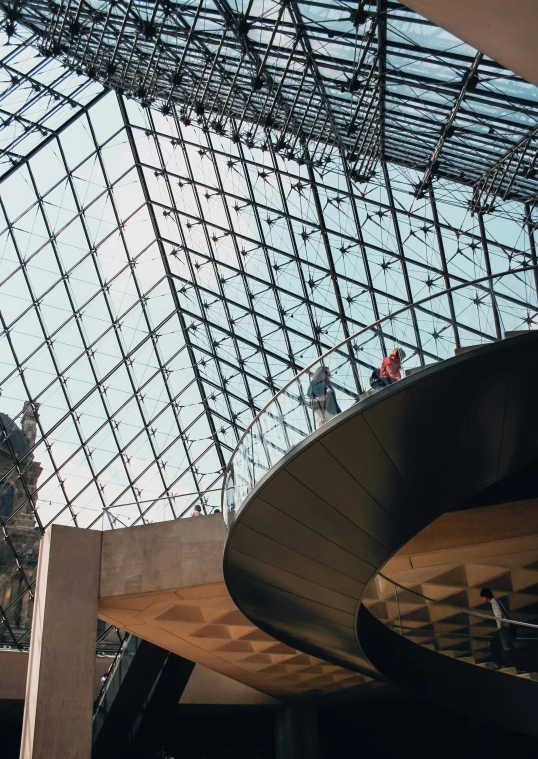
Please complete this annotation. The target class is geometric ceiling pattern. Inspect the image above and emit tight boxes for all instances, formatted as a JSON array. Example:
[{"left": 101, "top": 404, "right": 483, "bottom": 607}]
[
  {"left": 14, "top": 1, "right": 538, "bottom": 203},
  {"left": 0, "top": 4, "right": 537, "bottom": 651},
  {"left": 99, "top": 580, "right": 371, "bottom": 698},
  {"left": 364, "top": 507, "right": 538, "bottom": 676},
  {"left": 365, "top": 564, "right": 538, "bottom": 676}
]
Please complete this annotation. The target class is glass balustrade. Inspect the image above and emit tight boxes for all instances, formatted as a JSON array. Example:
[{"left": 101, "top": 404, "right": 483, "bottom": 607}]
[
  {"left": 222, "top": 267, "right": 538, "bottom": 527},
  {"left": 366, "top": 574, "right": 538, "bottom": 680}
]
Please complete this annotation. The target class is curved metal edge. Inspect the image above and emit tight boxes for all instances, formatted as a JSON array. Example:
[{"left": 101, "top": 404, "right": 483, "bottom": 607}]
[
  {"left": 224, "top": 329, "right": 535, "bottom": 543},
  {"left": 378, "top": 573, "right": 538, "bottom": 631},
  {"left": 223, "top": 330, "right": 538, "bottom": 683},
  {"left": 359, "top": 604, "right": 538, "bottom": 737}
]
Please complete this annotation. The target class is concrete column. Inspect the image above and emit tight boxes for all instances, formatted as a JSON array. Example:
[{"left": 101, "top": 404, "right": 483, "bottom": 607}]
[
  {"left": 275, "top": 704, "right": 320, "bottom": 759},
  {"left": 20, "top": 524, "right": 102, "bottom": 759}
]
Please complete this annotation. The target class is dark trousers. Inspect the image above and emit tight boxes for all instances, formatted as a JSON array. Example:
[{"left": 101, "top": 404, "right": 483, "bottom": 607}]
[{"left": 490, "top": 627, "right": 515, "bottom": 667}]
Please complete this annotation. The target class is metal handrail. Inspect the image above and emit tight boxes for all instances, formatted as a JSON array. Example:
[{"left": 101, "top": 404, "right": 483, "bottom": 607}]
[
  {"left": 93, "top": 632, "right": 128, "bottom": 710},
  {"left": 377, "top": 573, "right": 538, "bottom": 631},
  {"left": 385, "top": 624, "right": 492, "bottom": 641},
  {"left": 221, "top": 265, "right": 538, "bottom": 515}
]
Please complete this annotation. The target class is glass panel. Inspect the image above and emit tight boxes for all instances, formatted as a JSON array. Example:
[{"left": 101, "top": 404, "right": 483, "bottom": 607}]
[
  {"left": 0, "top": 4, "right": 538, "bottom": 660},
  {"left": 367, "top": 575, "right": 538, "bottom": 679},
  {"left": 223, "top": 269, "right": 538, "bottom": 526}
]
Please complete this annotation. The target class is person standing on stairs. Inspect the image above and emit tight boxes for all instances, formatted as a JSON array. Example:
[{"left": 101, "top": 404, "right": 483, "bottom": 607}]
[
  {"left": 379, "top": 348, "right": 405, "bottom": 386},
  {"left": 480, "top": 587, "right": 516, "bottom": 668},
  {"left": 370, "top": 348, "right": 406, "bottom": 389},
  {"left": 307, "top": 365, "right": 341, "bottom": 427}
]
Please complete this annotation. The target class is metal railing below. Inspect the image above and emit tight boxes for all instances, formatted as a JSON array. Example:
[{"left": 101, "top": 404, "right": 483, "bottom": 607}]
[{"left": 366, "top": 573, "right": 538, "bottom": 678}]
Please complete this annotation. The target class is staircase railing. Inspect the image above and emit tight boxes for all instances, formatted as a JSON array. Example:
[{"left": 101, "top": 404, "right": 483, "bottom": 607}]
[
  {"left": 366, "top": 573, "right": 538, "bottom": 679},
  {"left": 221, "top": 266, "right": 538, "bottom": 527}
]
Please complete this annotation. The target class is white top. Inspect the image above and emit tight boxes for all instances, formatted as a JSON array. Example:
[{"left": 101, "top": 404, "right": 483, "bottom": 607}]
[{"left": 491, "top": 597, "right": 509, "bottom": 629}]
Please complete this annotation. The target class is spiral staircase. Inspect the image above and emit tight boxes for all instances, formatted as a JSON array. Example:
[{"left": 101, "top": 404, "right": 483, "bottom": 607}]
[{"left": 223, "top": 323, "right": 538, "bottom": 734}]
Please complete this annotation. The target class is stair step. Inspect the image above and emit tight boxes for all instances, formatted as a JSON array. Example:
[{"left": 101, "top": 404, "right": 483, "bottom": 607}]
[
  {"left": 454, "top": 330, "right": 533, "bottom": 357},
  {"left": 404, "top": 364, "right": 435, "bottom": 377},
  {"left": 475, "top": 661, "right": 538, "bottom": 679},
  {"left": 503, "top": 330, "right": 530, "bottom": 339},
  {"left": 454, "top": 344, "right": 489, "bottom": 356},
  {"left": 515, "top": 672, "right": 538, "bottom": 681}
]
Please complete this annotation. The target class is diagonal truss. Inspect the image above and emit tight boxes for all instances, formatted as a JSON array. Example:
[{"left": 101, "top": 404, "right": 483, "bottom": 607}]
[
  {"left": 0, "top": 25, "right": 104, "bottom": 177},
  {"left": 7, "top": 0, "right": 538, "bottom": 202}
]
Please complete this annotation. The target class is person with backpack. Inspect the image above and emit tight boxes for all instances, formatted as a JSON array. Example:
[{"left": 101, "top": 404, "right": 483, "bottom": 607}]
[
  {"left": 480, "top": 587, "right": 516, "bottom": 668},
  {"left": 370, "top": 348, "right": 406, "bottom": 389}
]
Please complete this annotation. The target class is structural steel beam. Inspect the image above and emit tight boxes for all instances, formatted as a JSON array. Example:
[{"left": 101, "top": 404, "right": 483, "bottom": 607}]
[{"left": 414, "top": 52, "right": 482, "bottom": 199}]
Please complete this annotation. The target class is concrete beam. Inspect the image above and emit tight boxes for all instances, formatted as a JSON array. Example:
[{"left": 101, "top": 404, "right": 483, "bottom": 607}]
[
  {"left": 99, "top": 513, "right": 226, "bottom": 599},
  {"left": 14, "top": 515, "right": 364, "bottom": 759},
  {"left": 399, "top": 0, "right": 538, "bottom": 87},
  {"left": 180, "top": 664, "right": 281, "bottom": 705},
  {"left": 0, "top": 651, "right": 113, "bottom": 702},
  {"left": 20, "top": 525, "right": 101, "bottom": 759},
  {"left": 98, "top": 515, "right": 367, "bottom": 699}
]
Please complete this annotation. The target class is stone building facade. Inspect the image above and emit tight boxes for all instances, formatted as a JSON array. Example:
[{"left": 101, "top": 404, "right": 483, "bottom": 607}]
[{"left": 0, "top": 403, "right": 42, "bottom": 646}]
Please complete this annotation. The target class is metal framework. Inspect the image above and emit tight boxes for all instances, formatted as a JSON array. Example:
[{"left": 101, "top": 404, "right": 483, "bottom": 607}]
[
  {"left": 472, "top": 124, "right": 538, "bottom": 213},
  {"left": 0, "top": 5, "right": 536, "bottom": 653},
  {"left": 5, "top": 0, "right": 538, "bottom": 199}
]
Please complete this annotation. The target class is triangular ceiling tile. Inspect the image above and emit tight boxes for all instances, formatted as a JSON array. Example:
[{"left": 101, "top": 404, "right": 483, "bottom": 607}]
[
  {"left": 274, "top": 674, "right": 302, "bottom": 683},
  {"left": 259, "top": 664, "right": 291, "bottom": 675},
  {"left": 189, "top": 624, "right": 232, "bottom": 639},
  {"left": 511, "top": 569, "right": 538, "bottom": 592},
  {"left": 212, "top": 609, "right": 253, "bottom": 627},
  {"left": 263, "top": 643, "right": 298, "bottom": 655},
  {"left": 240, "top": 629, "right": 275, "bottom": 642},
  {"left": 419, "top": 583, "right": 465, "bottom": 601},
  {"left": 466, "top": 564, "right": 513, "bottom": 590},
  {"left": 279, "top": 655, "right": 312, "bottom": 666},
  {"left": 420, "top": 566, "right": 468, "bottom": 587},
  {"left": 156, "top": 605, "right": 206, "bottom": 623},
  {"left": 241, "top": 653, "right": 273, "bottom": 664},
  {"left": 216, "top": 640, "right": 255, "bottom": 653},
  {"left": 383, "top": 563, "right": 462, "bottom": 588}
]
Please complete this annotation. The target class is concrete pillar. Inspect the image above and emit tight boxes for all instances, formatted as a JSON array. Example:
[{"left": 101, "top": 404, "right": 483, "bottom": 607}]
[
  {"left": 20, "top": 524, "right": 101, "bottom": 759},
  {"left": 275, "top": 704, "right": 321, "bottom": 759}
]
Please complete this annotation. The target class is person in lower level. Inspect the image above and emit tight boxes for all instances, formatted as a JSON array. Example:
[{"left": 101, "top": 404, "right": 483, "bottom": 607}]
[{"left": 480, "top": 587, "right": 516, "bottom": 668}]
